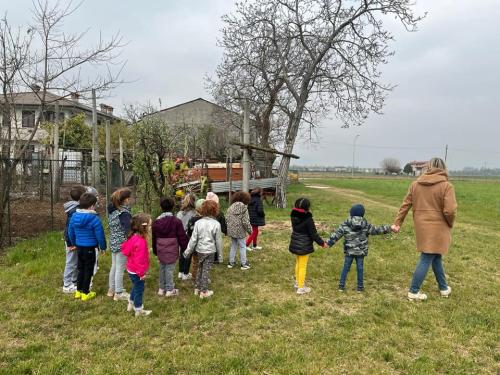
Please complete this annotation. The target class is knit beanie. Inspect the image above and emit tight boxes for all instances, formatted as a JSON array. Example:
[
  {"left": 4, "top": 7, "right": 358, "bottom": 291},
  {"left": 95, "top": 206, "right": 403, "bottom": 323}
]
[
  {"left": 350, "top": 204, "right": 365, "bottom": 217},
  {"left": 195, "top": 198, "right": 205, "bottom": 210},
  {"left": 206, "top": 192, "right": 219, "bottom": 204}
]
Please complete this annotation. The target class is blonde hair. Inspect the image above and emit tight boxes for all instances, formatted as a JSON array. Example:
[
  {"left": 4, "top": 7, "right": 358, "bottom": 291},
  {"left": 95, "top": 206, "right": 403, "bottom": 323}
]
[{"left": 428, "top": 157, "right": 447, "bottom": 171}]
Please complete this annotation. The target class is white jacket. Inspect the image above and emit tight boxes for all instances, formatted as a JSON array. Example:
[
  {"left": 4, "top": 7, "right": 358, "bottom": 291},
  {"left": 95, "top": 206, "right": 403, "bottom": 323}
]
[{"left": 183, "top": 217, "right": 223, "bottom": 262}]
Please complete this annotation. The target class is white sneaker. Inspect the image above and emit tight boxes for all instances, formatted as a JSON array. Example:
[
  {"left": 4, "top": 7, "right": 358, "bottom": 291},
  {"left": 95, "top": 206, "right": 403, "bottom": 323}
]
[
  {"left": 127, "top": 302, "right": 134, "bottom": 312},
  {"left": 181, "top": 273, "right": 192, "bottom": 280},
  {"left": 157, "top": 288, "right": 165, "bottom": 296},
  {"left": 199, "top": 290, "right": 214, "bottom": 299},
  {"left": 114, "top": 292, "right": 130, "bottom": 301},
  {"left": 293, "top": 281, "right": 298, "bottom": 289},
  {"left": 62, "top": 285, "right": 77, "bottom": 294},
  {"left": 440, "top": 286, "right": 452, "bottom": 298},
  {"left": 194, "top": 289, "right": 199, "bottom": 296},
  {"left": 253, "top": 246, "right": 263, "bottom": 250},
  {"left": 178, "top": 272, "right": 183, "bottom": 280},
  {"left": 246, "top": 247, "right": 254, "bottom": 252},
  {"left": 107, "top": 289, "right": 115, "bottom": 297},
  {"left": 165, "top": 289, "right": 179, "bottom": 297},
  {"left": 408, "top": 291, "right": 428, "bottom": 301},
  {"left": 241, "top": 262, "right": 251, "bottom": 270},
  {"left": 297, "top": 286, "right": 312, "bottom": 295},
  {"left": 135, "top": 308, "right": 152, "bottom": 317}
]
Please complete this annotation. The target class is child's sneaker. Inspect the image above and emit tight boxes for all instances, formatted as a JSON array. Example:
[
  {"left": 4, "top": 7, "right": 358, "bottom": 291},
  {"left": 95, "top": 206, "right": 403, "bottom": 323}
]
[
  {"left": 194, "top": 289, "right": 199, "bottom": 296},
  {"left": 157, "top": 288, "right": 165, "bottom": 296},
  {"left": 440, "top": 286, "right": 451, "bottom": 298},
  {"left": 63, "top": 285, "right": 77, "bottom": 294},
  {"left": 178, "top": 272, "right": 183, "bottom": 280},
  {"left": 357, "top": 287, "right": 365, "bottom": 293},
  {"left": 297, "top": 286, "right": 312, "bottom": 295},
  {"left": 127, "top": 302, "right": 134, "bottom": 312},
  {"left": 253, "top": 246, "right": 263, "bottom": 250},
  {"left": 107, "top": 289, "right": 115, "bottom": 298},
  {"left": 113, "top": 291, "right": 130, "bottom": 301},
  {"left": 246, "top": 247, "right": 254, "bottom": 252},
  {"left": 338, "top": 287, "right": 345, "bottom": 292},
  {"left": 408, "top": 291, "right": 427, "bottom": 301},
  {"left": 165, "top": 289, "right": 179, "bottom": 297},
  {"left": 240, "top": 262, "right": 251, "bottom": 270},
  {"left": 199, "top": 290, "right": 214, "bottom": 299},
  {"left": 134, "top": 308, "right": 152, "bottom": 317},
  {"left": 227, "top": 262, "right": 235, "bottom": 269},
  {"left": 74, "top": 291, "right": 82, "bottom": 299},
  {"left": 81, "top": 291, "right": 96, "bottom": 301},
  {"left": 181, "top": 273, "right": 192, "bottom": 281}
]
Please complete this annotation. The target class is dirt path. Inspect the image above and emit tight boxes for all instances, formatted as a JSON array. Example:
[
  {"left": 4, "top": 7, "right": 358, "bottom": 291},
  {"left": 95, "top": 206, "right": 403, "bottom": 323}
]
[{"left": 304, "top": 184, "right": 500, "bottom": 239}]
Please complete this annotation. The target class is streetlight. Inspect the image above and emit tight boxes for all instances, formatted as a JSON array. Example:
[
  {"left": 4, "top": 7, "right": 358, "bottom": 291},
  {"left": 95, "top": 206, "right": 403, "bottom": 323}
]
[{"left": 352, "top": 134, "right": 360, "bottom": 178}]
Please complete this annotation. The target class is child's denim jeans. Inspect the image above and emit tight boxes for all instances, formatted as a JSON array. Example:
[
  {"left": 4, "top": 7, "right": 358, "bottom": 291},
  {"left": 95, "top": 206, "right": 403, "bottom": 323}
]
[
  {"left": 339, "top": 255, "right": 364, "bottom": 290},
  {"left": 129, "top": 272, "right": 145, "bottom": 308}
]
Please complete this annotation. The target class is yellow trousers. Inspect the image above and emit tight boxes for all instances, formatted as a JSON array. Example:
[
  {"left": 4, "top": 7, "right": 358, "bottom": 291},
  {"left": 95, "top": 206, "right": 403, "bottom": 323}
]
[{"left": 295, "top": 255, "right": 309, "bottom": 289}]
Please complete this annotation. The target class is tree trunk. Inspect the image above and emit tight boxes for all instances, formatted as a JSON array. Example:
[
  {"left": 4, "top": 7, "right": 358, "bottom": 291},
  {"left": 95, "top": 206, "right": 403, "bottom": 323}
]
[{"left": 275, "top": 113, "right": 302, "bottom": 208}]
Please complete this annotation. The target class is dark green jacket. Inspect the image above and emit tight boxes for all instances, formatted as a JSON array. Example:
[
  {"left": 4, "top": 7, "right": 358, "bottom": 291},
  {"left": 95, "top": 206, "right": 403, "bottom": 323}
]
[{"left": 327, "top": 216, "right": 390, "bottom": 257}]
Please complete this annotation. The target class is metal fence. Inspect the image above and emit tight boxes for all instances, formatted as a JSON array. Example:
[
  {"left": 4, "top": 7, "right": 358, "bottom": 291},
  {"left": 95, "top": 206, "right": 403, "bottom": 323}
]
[{"left": 0, "top": 155, "right": 133, "bottom": 248}]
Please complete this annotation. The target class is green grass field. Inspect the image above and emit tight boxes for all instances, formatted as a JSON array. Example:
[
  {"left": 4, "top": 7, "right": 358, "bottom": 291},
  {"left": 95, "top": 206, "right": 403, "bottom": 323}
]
[{"left": 1, "top": 178, "right": 499, "bottom": 374}]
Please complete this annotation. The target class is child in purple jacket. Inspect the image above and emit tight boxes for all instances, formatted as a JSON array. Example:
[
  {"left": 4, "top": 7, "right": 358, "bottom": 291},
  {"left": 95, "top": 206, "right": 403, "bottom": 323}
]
[{"left": 152, "top": 197, "right": 189, "bottom": 297}]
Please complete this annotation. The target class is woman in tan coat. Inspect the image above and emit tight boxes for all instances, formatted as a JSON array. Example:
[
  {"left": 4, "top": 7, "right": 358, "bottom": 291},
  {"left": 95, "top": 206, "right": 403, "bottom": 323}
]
[{"left": 392, "top": 158, "right": 457, "bottom": 301}]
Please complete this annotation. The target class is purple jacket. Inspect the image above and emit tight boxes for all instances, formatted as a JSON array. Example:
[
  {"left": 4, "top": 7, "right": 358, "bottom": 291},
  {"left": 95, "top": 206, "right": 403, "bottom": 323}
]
[{"left": 152, "top": 213, "right": 189, "bottom": 264}]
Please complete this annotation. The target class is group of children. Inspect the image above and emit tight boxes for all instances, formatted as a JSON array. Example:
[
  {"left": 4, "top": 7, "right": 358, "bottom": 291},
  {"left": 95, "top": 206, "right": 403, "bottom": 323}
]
[
  {"left": 63, "top": 182, "right": 396, "bottom": 316},
  {"left": 62, "top": 186, "right": 267, "bottom": 316}
]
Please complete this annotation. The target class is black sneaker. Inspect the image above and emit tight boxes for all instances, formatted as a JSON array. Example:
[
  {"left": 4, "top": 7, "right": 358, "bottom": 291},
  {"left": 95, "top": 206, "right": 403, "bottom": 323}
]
[
  {"left": 357, "top": 287, "right": 365, "bottom": 293},
  {"left": 240, "top": 262, "right": 251, "bottom": 270},
  {"left": 227, "top": 263, "right": 235, "bottom": 269},
  {"left": 338, "top": 287, "right": 345, "bottom": 292}
]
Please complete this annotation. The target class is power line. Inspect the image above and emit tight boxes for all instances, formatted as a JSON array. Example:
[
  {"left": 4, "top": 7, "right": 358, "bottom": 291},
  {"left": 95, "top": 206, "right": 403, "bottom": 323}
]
[{"left": 324, "top": 141, "right": 500, "bottom": 154}]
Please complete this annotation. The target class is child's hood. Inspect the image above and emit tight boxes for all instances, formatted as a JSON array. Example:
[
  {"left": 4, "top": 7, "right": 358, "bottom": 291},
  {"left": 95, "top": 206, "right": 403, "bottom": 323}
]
[
  {"left": 228, "top": 202, "right": 248, "bottom": 216},
  {"left": 71, "top": 209, "right": 99, "bottom": 227},
  {"left": 346, "top": 216, "right": 368, "bottom": 231},
  {"left": 64, "top": 200, "right": 79, "bottom": 213}
]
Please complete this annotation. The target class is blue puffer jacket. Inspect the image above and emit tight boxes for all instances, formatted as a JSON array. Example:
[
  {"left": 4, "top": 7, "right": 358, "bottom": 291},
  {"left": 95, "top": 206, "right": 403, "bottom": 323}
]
[{"left": 68, "top": 209, "right": 107, "bottom": 250}]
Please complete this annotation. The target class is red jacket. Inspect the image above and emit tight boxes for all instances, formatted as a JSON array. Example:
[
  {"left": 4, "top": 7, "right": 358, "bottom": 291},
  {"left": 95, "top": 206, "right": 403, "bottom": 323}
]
[{"left": 121, "top": 234, "right": 150, "bottom": 278}]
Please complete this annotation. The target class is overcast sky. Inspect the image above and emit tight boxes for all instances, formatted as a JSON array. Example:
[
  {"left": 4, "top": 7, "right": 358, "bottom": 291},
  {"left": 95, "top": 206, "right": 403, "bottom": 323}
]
[{"left": 2, "top": 0, "right": 499, "bottom": 169}]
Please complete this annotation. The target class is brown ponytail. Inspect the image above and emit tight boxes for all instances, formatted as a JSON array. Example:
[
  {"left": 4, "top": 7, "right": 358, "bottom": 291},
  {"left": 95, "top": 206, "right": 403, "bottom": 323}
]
[
  {"left": 112, "top": 188, "right": 132, "bottom": 209},
  {"left": 129, "top": 213, "right": 151, "bottom": 239}
]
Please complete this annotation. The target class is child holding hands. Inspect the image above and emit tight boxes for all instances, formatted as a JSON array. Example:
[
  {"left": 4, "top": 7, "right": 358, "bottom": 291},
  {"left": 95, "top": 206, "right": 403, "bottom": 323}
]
[
  {"left": 326, "top": 204, "right": 391, "bottom": 292},
  {"left": 289, "top": 197, "right": 327, "bottom": 295}
]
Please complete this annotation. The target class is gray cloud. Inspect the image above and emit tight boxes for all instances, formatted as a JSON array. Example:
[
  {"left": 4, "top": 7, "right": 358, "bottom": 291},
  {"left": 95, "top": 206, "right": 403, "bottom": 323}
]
[{"left": 1, "top": 0, "right": 498, "bottom": 169}]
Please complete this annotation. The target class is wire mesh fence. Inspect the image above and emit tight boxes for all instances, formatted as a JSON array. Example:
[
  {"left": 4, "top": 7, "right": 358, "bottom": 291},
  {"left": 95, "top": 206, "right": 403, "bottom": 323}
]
[{"left": 0, "top": 154, "right": 133, "bottom": 248}]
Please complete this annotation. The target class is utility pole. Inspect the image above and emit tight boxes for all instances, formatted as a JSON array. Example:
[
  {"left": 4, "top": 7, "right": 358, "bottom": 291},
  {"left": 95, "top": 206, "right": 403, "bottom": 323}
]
[
  {"left": 444, "top": 144, "right": 448, "bottom": 163},
  {"left": 105, "top": 120, "right": 111, "bottom": 217},
  {"left": 242, "top": 98, "right": 250, "bottom": 192},
  {"left": 91, "top": 89, "right": 99, "bottom": 188},
  {"left": 119, "top": 134, "right": 124, "bottom": 186},
  {"left": 352, "top": 134, "right": 360, "bottom": 178},
  {"left": 53, "top": 101, "right": 60, "bottom": 202}
]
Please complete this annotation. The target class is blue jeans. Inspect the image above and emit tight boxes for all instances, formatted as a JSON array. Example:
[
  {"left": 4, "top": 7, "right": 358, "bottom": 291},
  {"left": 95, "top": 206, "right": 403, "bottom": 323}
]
[
  {"left": 128, "top": 273, "right": 145, "bottom": 308},
  {"left": 229, "top": 238, "right": 247, "bottom": 265},
  {"left": 339, "top": 255, "right": 364, "bottom": 290},
  {"left": 409, "top": 253, "right": 448, "bottom": 293}
]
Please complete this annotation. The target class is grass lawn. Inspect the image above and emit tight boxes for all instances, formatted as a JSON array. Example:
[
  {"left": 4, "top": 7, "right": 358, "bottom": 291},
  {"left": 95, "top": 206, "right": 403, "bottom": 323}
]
[{"left": 1, "top": 179, "right": 499, "bottom": 374}]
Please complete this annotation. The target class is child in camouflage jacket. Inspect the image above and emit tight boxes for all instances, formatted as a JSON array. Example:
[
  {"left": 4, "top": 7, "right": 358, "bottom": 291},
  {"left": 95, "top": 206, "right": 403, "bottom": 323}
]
[{"left": 327, "top": 204, "right": 391, "bottom": 292}]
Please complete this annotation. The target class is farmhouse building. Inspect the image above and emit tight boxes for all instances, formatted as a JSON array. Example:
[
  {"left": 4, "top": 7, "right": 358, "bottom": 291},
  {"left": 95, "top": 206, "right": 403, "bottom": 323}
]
[
  {"left": 0, "top": 91, "right": 122, "bottom": 158},
  {"left": 408, "top": 160, "right": 429, "bottom": 176}
]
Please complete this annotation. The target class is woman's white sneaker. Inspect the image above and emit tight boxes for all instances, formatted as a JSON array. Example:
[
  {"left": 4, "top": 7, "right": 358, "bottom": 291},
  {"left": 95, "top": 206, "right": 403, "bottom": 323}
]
[
  {"left": 440, "top": 286, "right": 451, "bottom": 297},
  {"left": 408, "top": 291, "right": 428, "bottom": 301}
]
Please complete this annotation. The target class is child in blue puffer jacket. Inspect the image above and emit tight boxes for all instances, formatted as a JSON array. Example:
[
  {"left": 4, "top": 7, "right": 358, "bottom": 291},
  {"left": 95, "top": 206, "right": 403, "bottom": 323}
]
[
  {"left": 68, "top": 192, "right": 107, "bottom": 301},
  {"left": 62, "top": 185, "right": 87, "bottom": 294}
]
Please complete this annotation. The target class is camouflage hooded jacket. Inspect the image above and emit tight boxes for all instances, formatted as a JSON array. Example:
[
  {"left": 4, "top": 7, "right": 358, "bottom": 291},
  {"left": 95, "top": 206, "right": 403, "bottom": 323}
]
[{"left": 327, "top": 216, "right": 390, "bottom": 257}]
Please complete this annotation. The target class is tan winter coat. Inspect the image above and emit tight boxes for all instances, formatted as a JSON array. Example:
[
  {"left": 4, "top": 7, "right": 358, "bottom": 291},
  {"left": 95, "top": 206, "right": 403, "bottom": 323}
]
[{"left": 394, "top": 168, "right": 457, "bottom": 254}]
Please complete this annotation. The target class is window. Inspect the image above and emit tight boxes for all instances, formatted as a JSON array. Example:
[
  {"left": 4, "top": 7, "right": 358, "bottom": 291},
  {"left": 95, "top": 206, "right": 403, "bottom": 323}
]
[
  {"left": 22, "top": 110, "right": 36, "bottom": 128},
  {"left": 42, "top": 111, "right": 65, "bottom": 122}
]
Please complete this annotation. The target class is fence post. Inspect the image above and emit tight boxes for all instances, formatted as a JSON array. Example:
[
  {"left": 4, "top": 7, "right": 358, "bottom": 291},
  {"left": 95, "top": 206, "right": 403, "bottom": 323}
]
[
  {"left": 105, "top": 120, "right": 111, "bottom": 218},
  {"left": 50, "top": 159, "right": 54, "bottom": 231}
]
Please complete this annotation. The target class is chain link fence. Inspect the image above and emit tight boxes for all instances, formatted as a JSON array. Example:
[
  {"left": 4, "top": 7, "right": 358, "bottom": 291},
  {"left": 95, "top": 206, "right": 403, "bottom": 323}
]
[{"left": 0, "top": 153, "right": 134, "bottom": 248}]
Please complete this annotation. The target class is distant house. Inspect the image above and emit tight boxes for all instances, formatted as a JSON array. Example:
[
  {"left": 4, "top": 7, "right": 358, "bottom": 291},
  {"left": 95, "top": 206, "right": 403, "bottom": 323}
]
[
  {"left": 145, "top": 98, "right": 271, "bottom": 176},
  {"left": 409, "top": 160, "right": 428, "bottom": 176},
  {"left": 0, "top": 91, "right": 122, "bottom": 158}
]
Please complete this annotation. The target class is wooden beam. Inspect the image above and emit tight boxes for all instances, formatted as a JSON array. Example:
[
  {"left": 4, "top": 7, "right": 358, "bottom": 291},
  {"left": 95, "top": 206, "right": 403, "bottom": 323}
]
[{"left": 231, "top": 142, "right": 300, "bottom": 159}]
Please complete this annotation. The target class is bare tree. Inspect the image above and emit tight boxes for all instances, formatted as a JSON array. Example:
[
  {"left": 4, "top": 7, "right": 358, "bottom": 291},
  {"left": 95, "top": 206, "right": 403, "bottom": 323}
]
[
  {"left": 381, "top": 158, "right": 401, "bottom": 174},
  {"left": 218, "top": 0, "right": 423, "bottom": 207},
  {"left": 0, "top": 0, "right": 125, "bottom": 245}
]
